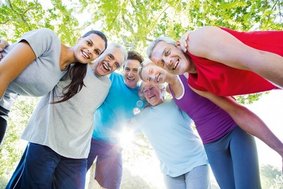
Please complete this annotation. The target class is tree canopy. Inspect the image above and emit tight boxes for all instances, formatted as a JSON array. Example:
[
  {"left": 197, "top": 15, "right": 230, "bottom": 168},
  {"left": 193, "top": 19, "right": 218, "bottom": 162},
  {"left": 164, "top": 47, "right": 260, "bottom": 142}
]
[{"left": 0, "top": 0, "right": 282, "bottom": 188}]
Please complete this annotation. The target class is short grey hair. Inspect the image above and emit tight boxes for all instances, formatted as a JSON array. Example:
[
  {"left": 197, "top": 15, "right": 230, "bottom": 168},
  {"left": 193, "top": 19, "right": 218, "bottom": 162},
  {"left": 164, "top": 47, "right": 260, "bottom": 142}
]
[
  {"left": 92, "top": 43, "right": 128, "bottom": 67},
  {"left": 107, "top": 43, "right": 128, "bottom": 66},
  {"left": 146, "top": 36, "right": 176, "bottom": 59}
]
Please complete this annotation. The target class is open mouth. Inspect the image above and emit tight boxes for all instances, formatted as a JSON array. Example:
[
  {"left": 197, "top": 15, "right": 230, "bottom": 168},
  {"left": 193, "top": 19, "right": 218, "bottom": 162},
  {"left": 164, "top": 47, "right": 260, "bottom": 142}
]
[
  {"left": 172, "top": 59, "right": 179, "bottom": 70},
  {"left": 127, "top": 76, "right": 135, "bottom": 81},
  {"left": 149, "top": 95, "right": 156, "bottom": 99},
  {"left": 155, "top": 73, "right": 161, "bottom": 83},
  {"left": 81, "top": 50, "right": 90, "bottom": 59},
  {"left": 102, "top": 61, "right": 111, "bottom": 72}
]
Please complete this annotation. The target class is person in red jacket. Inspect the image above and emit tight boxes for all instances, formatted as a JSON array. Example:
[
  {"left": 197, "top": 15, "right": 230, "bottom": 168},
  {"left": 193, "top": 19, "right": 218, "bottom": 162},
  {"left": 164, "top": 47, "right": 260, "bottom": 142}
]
[{"left": 147, "top": 26, "right": 283, "bottom": 96}]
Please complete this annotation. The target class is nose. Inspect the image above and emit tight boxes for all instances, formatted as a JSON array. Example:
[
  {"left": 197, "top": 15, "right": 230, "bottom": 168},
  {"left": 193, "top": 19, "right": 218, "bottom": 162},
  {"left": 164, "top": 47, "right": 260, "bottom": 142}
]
[
  {"left": 128, "top": 70, "right": 135, "bottom": 76},
  {"left": 163, "top": 57, "right": 173, "bottom": 68}
]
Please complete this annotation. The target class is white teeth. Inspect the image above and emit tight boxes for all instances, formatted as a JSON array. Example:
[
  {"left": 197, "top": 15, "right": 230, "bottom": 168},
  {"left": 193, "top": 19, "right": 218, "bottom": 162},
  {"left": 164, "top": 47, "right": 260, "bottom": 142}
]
[
  {"left": 127, "top": 77, "right": 135, "bottom": 81},
  {"left": 82, "top": 51, "right": 90, "bottom": 59},
  {"left": 156, "top": 74, "right": 160, "bottom": 83},
  {"left": 173, "top": 60, "right": 179, "bottom": 70},
  {"left": 102, "top": 62, "right": 110, "bottom": 71}
]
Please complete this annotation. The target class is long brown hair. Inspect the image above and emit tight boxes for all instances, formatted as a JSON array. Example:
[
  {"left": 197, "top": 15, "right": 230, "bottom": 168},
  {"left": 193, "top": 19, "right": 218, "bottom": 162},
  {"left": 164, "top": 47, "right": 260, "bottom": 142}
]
[{"left": 53, "top": 30, "right": 107, "bottom": 103}]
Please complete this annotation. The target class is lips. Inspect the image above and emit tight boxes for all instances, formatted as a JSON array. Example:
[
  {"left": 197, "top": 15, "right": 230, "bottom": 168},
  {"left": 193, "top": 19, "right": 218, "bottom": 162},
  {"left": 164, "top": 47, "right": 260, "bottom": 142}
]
[
  {"left": 148, "top": 95, "right": 156, "bottom": 99},
  {"left": 81, "top": 50, "right": 90, "bottom": 59},
  {"left": 102, "top": 61, "right": 111, "bottom": 71},
  {"left": 155, "top": 73, "right": 161, "bottom": 83},
  {"left": 127, "top": 77, "right": 135, "bottom": 82},
  {"left": 172, "top": 59, "right": 179, "bottom": 70}
]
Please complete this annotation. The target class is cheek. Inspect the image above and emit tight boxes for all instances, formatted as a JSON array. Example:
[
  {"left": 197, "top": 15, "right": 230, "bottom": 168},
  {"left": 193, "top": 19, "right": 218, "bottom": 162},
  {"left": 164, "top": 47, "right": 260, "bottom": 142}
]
[{"left": 92, "top": 54, "right": 99, "bottom": 60}]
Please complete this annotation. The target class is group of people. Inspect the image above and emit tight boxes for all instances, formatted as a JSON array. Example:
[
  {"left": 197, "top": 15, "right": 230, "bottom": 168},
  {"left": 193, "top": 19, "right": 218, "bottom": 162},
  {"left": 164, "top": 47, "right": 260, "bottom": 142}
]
[{"left": 0, "top": 25, "right": 282, "bottom": 189}]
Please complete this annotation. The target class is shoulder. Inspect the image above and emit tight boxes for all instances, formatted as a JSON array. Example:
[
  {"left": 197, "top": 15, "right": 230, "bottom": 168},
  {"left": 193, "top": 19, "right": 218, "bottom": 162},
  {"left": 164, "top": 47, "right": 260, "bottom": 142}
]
[
  {"left": 110, "top": 72, "right": 122, "bottom": 80},
  {"left": 37, "top": 28, "right": 57, "bottom": 37},
  {"left": 23, "top": 28, "right": 58, "bottom": 39}
]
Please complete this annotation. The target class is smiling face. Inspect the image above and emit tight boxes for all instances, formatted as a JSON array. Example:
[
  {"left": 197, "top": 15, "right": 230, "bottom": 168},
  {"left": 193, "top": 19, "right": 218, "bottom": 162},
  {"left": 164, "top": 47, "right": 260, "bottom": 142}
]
[
  {"left": 74, "top": 33, "right": 106, "bottom": 64},
  {"left": 141, "top": 82, "right": 163, "bottom": 106},
  {"left": 140, "top": 63, "right": 168, "bottom": 84},
  {"left": 150, "top": 41, "right": 189, "bottom": 75},
  {"left": 123, "top": 59, "right": 141, "bottom": 88},
  {"left": 94, "top": 47, "right": 124, "bottom": 76}
]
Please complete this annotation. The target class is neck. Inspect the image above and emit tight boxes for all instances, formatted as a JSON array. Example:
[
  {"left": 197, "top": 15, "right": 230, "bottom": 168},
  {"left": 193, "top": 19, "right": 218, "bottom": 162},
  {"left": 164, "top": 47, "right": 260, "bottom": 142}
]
[
  {"left": 185, "top": 53, "right": 197, "bottom": 74},
  {"left": 59, "top": 44, "right": 75, "bottom": 71},
  {"left": 166, "top": 72, "right": 178, "bottom": 85}
]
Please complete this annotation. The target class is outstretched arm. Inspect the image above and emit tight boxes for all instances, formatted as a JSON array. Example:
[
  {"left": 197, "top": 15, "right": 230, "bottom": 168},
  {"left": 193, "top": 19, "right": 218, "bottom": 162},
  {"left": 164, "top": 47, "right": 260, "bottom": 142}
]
[
  {"left": 192, "top": 88, "right": 283, "bottom": 170},
  {"left": 0, "top": 42, "right": 36, "bottom": 98},
  {"left": 180, "top": 26, "right": 283, "bottom": 88}
]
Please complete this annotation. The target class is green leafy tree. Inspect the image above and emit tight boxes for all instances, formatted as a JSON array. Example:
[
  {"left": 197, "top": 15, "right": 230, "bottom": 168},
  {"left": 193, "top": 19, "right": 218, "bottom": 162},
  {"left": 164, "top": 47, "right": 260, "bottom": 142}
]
[
  {"left": 0, "top": 0, "right": 80, "bottom": 44},
  {"left": 0, "top": 0, "right": 282, "bottom": 188}
]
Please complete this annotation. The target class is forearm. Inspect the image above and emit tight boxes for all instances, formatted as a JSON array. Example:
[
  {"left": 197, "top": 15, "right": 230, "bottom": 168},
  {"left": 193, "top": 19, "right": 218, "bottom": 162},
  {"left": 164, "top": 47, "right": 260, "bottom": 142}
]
[
  {"left": 166, "top": 75, "right": 183, "bottom": 98},
  {"left": 251, "top": 51, "right": 283, "bottom": 88},
  {"left": 232, "top": 105, "right": 283, "bottom": 157},
  {"left": 192, "top": 88, "right": 283, "bottom": 157}
]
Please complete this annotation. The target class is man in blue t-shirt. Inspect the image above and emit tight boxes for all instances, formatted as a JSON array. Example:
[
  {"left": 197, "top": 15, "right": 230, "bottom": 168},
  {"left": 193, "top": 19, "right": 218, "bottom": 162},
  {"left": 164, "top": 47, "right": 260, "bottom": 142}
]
[{"left": 87, "top": 51, "right": 144, "bottom": 189}]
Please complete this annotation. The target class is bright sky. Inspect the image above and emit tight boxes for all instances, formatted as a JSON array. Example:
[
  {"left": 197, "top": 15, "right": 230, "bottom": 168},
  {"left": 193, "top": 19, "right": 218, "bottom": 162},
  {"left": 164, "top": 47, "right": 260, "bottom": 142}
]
[{"left": 246, "top": 89, "right": 283, "bottom": 169}]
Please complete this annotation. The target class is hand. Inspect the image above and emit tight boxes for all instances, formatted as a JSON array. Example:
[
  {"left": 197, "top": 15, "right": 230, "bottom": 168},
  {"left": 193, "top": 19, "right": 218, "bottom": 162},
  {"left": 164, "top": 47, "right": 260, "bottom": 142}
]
[
  {"left": 0, "top": 39, "right": 9, "bottom": 60},
  {"left": 178, "top": 31, "right": 190, "bottom": 53},
  {"left": 189, "top": 86, "right": 210, "bottom": 98}
]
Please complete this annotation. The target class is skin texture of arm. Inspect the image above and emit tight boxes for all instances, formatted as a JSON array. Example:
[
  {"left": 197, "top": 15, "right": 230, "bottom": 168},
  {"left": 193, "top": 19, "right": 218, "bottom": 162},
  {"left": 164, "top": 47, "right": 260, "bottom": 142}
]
[
  {"left": 0, "top": 42, "right": 36, "bottom": 97},
  {"left": 181, "top": 26, "right": 283, "bottom": 88},
  {"left": 191, "top": 88, "right": 283, "bottom": 171},
  {"left": 164, "top": 73, "right": 183, "bottom": 98}
]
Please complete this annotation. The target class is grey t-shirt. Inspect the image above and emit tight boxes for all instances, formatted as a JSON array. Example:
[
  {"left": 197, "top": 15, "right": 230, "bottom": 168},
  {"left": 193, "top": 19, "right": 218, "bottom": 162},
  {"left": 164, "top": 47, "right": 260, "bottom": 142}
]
[
  {"left": 22, "top": 65, "right": 111, "bottom": 158},
  {"left": 0, "top": 28, "right": 65, "bottom": 110}
]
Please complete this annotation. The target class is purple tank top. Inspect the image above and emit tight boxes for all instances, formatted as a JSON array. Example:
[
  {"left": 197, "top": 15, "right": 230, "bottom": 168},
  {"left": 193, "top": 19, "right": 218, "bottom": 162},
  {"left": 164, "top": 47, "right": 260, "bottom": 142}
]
[{"left": 172, "top": 75, "right": 237, "bottom": 144}]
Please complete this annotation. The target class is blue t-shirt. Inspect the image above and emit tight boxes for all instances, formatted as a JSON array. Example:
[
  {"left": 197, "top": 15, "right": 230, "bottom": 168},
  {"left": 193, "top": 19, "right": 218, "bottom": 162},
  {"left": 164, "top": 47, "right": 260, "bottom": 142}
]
[{"left": 92, "top": 72, "right": 144, "bottom": 143}]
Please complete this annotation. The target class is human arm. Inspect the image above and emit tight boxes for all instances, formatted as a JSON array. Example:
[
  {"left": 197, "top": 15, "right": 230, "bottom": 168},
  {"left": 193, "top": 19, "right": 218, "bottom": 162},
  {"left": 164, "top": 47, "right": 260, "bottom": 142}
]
[
  {"left": 191, "top": 87, "right": 283, "bottom": 170},
  {"left": 180, "top": 26, "right": 283, "bottom": 88},
  {"left": 0, "top": 42, "right": 36, "bottom": 97}
]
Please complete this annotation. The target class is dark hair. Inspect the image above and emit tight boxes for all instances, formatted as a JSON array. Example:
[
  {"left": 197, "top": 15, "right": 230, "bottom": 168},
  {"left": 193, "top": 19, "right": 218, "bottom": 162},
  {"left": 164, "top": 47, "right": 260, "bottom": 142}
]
[
  {"left": 138, "top": 64, "right": 145, "bottom": 81},
  {"left": 54, "top": 30, "right": 108, "bottom": 103},
  {"left": 127, "top": 51, "right": 144, "bottom": 64}
]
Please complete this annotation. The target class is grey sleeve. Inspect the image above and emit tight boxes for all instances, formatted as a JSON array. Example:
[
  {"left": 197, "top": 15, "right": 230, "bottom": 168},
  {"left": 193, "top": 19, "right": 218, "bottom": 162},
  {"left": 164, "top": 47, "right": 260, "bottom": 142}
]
[{"left": 19, "top": 28, "right": 60, "bottom": 58}]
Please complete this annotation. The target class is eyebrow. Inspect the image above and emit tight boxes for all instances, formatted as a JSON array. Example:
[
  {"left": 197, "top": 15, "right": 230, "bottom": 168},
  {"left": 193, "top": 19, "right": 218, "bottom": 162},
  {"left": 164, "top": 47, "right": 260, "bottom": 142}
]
[
  {"left": 108, "top": 53, "right": 115, "bottom": 60},
  {"left": 88, "top": 39, "right": 94, "bottom": 46},
  {"left": 161, "top": 48, "right": 167, "bottom": 57}
]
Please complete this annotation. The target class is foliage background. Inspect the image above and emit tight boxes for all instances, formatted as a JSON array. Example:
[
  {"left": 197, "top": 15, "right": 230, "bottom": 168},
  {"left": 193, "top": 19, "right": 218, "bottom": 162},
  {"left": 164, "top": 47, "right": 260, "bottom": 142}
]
[{"left": 0, "top": 0, "right": 283, "bottom": 188}]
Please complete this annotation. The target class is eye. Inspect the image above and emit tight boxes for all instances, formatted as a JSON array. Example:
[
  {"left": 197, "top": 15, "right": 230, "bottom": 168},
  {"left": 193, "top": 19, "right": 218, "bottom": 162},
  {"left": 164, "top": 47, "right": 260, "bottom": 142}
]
[
  {"left": 87, "top": 40, "right": 92, "bottom": 46},
  {"left": 164, "top": 49, "right": 170, "bottom": 56},
  {"left": 94, "top": 49, "right": 101, "bottom": 55},
  {"left": 108, "top": 54, "right": 114, "bottom": 60},
  {"left": 115, "top": 62, "right": 120, "bottom": 68}
]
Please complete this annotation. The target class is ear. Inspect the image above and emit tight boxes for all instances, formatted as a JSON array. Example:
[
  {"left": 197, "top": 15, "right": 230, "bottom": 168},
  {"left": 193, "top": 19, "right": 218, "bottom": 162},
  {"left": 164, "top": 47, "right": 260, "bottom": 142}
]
[{"left": 175, "top": 41, "right": 182, "bottom": 50}]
